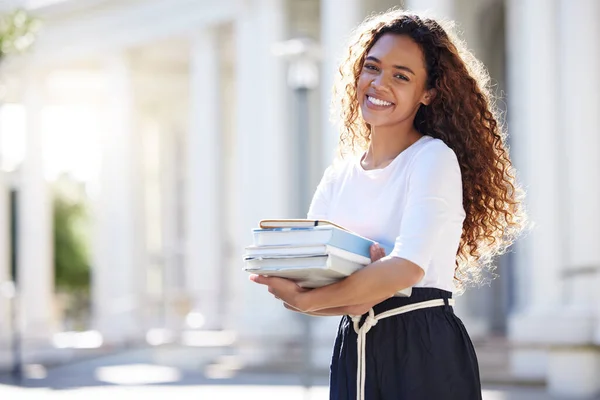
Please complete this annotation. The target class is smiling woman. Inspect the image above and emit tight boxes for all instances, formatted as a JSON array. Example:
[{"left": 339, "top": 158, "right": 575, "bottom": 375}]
[{"left": 251, "top": 9, "right": 527, "bottom": 400}]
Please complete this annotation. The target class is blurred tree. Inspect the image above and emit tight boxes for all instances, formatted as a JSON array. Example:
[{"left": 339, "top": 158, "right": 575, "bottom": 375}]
[
  {"left": 53, "top": 177, "right": 91, "bottom": 330},
  {"left": 53, "top": 178, "right": 90, "bottom": 292},
  {"left": 0, "top": 9, "right": 41, "bottom": 64}
]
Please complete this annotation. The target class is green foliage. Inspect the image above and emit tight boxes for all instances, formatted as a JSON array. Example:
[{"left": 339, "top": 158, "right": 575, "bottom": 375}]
[
  {"left": 53, "top": 182, "right": 90, "bottom": 292},
  {"left": 0, "top": 9, "right": 41, "bottom": 61}
]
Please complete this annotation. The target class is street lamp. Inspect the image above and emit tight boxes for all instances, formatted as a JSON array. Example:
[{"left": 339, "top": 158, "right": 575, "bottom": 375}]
[{"left": 273, "top": 37, "right": 321, "bottom": 395}]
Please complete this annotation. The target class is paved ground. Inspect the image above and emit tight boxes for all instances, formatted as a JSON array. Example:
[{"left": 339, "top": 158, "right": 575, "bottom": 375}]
[
  {"left": 0, "top": 383, "right": 568, "bottom": 400},
  {"left": 0, "top": 372, "right": 559, "bottom": 399},
  {"left": 0, "top": 349, "right": 591, "bottom": 400}
]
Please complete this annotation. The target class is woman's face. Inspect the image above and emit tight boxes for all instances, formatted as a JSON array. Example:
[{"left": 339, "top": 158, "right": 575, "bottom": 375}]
[{"left": 357, "top": 33, "right": 433, "bottom": 130}]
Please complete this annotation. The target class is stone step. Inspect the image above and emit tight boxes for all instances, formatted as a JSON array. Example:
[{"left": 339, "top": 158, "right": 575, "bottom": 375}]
[{"left": 474, "top": 336, "right": 544, "bottom": 386}]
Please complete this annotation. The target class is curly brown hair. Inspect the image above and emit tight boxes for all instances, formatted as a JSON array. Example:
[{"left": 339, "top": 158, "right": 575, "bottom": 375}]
[{"left": 331, "top": 10, "right": 527, "bottom": 290}]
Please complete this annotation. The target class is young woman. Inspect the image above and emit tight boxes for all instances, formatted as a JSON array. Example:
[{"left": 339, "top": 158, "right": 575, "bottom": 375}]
[{"left": 250, "top": 10, "right": 526, "bottom": 400}]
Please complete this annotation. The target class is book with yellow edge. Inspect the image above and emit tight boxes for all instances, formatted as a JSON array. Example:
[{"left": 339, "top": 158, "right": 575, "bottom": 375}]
[{"left": 259, "top": 219, "right": 347, "bottom": 230}]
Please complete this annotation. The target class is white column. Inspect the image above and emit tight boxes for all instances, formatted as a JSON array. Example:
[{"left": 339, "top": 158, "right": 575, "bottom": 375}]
[
  {"left": 505, "top": 0, "right": 562, "bottom": 381},
  {"left": 234, "top": 0, "right": 296, "bottom": 365},
  {"left": 404, "top": 0, "right": 455, "bottom": 19},
  {"left": 559, "top": 0, "right": 600, "bottom": 318},
  {"left": 19, "top": 73, "right": 55, "bottom": 341},
  {"left": 0, "top": 178, "right": 8, "bottom": 366},
  {"left": 92, "top": 54, "right": 142, "bottom": 344},
  {"left": 544, "top": 0, "right": 600, "bottom": 397},
  {"left": 185, "top": 28, "right": 222, "bottom": 330},
  {"left": 0, "top": 124, "right": 9, "bottom": 341},
  {"left": 157, "top": 115, "right": 180, "bottom": 332},
  {"left": 320, "top": 0, "right": 363, "bottom": 167}
]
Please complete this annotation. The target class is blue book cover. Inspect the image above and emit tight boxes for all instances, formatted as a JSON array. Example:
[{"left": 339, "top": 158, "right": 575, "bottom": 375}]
[{"left": 252, "top": 225, "right": 394, "bottom": 258}]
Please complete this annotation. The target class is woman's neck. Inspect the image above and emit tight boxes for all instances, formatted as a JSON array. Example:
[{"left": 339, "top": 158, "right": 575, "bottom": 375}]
[{"left": 362, "top": 127, "right": 423, "bottom": 170}]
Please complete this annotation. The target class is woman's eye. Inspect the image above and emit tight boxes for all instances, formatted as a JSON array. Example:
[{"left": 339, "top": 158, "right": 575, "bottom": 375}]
[
  {"left": 364, "top": 64, "right": 378, "bottom": 71},
  {"left": 395, "top": 74, "right": 409, "bottom": 81}
]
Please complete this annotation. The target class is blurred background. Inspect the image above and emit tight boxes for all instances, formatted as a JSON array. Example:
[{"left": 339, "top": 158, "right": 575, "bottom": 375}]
[{"left": 0, "top": 0, "right": 597, "bottom": 399}]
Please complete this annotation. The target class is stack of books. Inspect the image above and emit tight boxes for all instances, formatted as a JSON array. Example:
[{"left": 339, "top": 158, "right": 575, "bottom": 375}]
[{"left": 243, "top": 219, "right": 411, "bottom": 296}]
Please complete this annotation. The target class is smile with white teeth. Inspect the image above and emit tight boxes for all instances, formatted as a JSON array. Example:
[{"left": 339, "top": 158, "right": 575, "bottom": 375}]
[{"left": 367, "top": 95, "right": 393, "bottom": 106}]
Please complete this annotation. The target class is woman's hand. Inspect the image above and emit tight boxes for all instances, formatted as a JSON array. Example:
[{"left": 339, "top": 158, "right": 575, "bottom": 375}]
[
  {"left": 369, "top": 243, "right": 386, "bottom": 263},
  {"left": 249, "top": 274, "right": 311, "bottom": 311}
]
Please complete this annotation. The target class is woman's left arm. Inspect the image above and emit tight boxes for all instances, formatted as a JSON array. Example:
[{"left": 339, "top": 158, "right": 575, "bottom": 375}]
[{"left": 251, "top": 256, "right": 423, "bottom": 312}]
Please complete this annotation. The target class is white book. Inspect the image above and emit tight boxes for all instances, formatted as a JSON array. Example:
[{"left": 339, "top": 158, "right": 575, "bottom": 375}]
[
  {"left": 243, "top": 254, "right": 363, "bottom": 288},
  {"left": 244, "top": 244, "right": 372, "bottom": 265}
]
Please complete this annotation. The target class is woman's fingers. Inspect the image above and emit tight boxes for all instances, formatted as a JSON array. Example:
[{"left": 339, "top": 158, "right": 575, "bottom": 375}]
[
  {"left": 249, "top": 274, "right": 267, "bottom": 284},
  {"left": 370, "top": 243, "right": 386, "bottom": 262}
]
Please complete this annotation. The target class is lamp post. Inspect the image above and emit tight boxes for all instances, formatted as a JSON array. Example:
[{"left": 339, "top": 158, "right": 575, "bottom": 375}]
[{"left": 273, "top": 37, "right": 320, "bottom": 396}]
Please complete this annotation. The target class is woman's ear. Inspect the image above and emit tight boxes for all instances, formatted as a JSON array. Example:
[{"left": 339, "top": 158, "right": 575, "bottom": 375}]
[{"left": 421, "top": 88, "right": 437, "bottom": 106}]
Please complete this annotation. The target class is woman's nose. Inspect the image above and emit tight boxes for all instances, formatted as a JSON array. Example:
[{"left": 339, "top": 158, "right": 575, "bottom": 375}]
[{"left": 370, "top": 75, "right": 388, "bottom": 89}]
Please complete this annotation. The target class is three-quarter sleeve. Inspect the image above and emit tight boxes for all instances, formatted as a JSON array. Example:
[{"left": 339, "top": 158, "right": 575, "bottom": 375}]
[
  {"left": 389, "top": 143, "right": 465, "bottom": 273},
  {"left": 307, "top": 165, "right": 335, "bottom": 220}
]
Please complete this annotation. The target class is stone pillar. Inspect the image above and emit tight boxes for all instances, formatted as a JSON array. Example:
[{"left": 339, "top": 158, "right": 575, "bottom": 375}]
[
  {"left": 234, "top": 0, "right": 296, "bottom": 365},
  {"left": 185, "top": 27, "right": 222, "bottom": 330},
  {"left": 404, "top": 0, "right": 455, "bottom": 19},
  {"left": 544, "top": 0, "right": 600, "bottom": 397},
  {"left": 20, "top": 72, "right": 55, "bottom": 341},
  {"left": 505, "top": 0, "right": 562, "bottom": 382},
  {"left": 92, "top": 54, "right": 142, "bottom": 344},
  {"left": 320, "top": 0, "right": 363, "bottom": 167},
  {"left": 558, "top": 0, "right": 600, "bottom": 327},
  {"left": 0, "top": 115, "right": 9, "bottom": 342}
]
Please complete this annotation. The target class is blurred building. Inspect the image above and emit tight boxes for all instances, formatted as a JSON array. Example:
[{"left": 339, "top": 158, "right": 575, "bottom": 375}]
[{"left": 0, "top": 0, "right": 598, "bottom": 398}]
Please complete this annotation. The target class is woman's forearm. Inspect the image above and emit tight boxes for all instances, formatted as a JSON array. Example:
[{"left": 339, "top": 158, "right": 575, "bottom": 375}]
[
  {"left": 297, "top": 256, "right": 423, "bottom": 313},
  {"left": 284, "top": 302, "right": 351, "bottom": 316},
  {"left": 285, "top": 298, "right": 390, "bottom": 316}
]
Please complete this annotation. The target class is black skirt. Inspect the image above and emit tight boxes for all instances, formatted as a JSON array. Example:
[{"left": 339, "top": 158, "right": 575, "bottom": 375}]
[{"left": 329, "top": 288, "right": 482, "bottom": 400}]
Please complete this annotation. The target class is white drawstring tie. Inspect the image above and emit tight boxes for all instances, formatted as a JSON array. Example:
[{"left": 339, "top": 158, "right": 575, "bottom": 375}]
[{"left": 350, "top": 298, "right": 455, "bottom": 400}]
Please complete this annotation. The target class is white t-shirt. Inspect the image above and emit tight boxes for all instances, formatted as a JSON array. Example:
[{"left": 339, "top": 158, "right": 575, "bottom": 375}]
[{"left": 307, "top": 135, "right": 465, "bottom": 292}]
